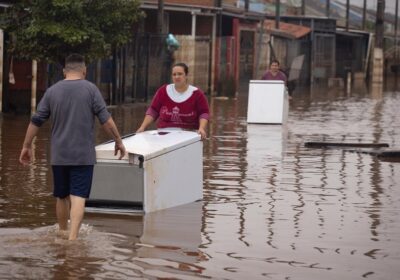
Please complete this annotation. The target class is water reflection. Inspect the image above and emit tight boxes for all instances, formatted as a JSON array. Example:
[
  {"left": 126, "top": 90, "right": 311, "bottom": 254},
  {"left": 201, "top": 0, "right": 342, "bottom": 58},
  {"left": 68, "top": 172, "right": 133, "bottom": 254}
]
[
  {"left": 0, "top": 202, "right": 204, "bottom": 279},
  {"left": 0, "top": 86, "right": 400, "bottom": 279}
]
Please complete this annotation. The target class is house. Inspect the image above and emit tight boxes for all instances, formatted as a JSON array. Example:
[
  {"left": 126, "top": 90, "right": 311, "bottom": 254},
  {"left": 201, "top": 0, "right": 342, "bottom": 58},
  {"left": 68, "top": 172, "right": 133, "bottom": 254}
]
[
  {"left": 2, "top": 0, "right": 377, "bottom": 113},
  {"left": 275, "top": 15, "right": 337, "bottom": 86}
]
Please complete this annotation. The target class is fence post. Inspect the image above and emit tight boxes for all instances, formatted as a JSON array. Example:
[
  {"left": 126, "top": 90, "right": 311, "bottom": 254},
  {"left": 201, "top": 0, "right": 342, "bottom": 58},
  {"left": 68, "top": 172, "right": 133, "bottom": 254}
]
[
  {"left": 0, "top": 29, "right": 3, "bottom": 113},
  {"left": 31, "top": 60, "right": 37, "bottom": 115}
]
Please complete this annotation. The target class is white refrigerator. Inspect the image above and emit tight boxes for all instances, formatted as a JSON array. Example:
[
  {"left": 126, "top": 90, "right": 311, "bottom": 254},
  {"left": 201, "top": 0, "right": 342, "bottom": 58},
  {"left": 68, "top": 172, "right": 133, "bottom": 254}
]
[{"left": 247, "top": 80, "right": 289, "bottom": 124}]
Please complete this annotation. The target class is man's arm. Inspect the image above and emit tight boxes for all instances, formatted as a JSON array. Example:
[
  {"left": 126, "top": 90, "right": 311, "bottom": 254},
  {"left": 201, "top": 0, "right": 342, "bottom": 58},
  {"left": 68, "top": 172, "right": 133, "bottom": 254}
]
[
  {"left": 19, "top": 123, "right": 40, "bottom": 165},
  {"left": 102, "top": 117, "right": 126, "bottom": 159}
]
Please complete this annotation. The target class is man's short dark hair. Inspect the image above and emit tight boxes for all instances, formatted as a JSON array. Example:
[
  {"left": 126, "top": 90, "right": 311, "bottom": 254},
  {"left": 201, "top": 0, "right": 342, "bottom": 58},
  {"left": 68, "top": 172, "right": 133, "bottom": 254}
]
[{"left": 65, "top": 53, "right": 86, "bottom": 71}]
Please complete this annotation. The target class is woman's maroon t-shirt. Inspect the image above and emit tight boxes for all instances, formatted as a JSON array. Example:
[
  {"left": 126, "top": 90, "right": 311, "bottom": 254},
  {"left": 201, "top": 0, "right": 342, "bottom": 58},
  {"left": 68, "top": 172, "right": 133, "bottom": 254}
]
[{"left": 146, "top": 84, "right": 210, "bottom": 130}]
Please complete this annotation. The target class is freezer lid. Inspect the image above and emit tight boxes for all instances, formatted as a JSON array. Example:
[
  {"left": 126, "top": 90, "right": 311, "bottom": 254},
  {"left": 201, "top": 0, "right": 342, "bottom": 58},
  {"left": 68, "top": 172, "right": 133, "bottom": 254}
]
[
  {"left": 96, "top": 129, "right": 201, "bottom": 161},
  {"left": 250, "top": 80, "right": 284, "bottom": 84}
]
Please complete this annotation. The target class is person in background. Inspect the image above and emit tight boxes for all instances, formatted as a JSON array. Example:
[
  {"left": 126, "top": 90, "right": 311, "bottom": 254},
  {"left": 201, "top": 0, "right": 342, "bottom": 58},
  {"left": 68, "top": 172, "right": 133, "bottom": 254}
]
[
  {"left": 262, "top": 59, "right": 293, "bottom": 98},
  {"left": 19, "top": 53, "right": 126, "bottom": 241},
  {"left": 262, "top": 59, "right": 288, "bottom": 84},
  {"left": 136, "top": 62, "right": 210, "bottom": 139}
]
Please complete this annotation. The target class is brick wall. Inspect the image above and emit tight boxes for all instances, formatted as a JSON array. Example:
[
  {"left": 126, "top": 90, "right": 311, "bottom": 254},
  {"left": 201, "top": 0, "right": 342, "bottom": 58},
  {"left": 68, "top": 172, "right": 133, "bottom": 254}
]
[{"left": 175, "top": 35, "right": 210, "bottom": 92}]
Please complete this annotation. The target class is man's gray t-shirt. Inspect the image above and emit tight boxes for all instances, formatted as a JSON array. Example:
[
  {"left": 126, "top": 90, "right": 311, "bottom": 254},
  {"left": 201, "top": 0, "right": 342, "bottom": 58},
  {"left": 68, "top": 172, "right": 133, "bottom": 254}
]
[{"left": 31, "top": 79, "right": 111, "bottom": 165}]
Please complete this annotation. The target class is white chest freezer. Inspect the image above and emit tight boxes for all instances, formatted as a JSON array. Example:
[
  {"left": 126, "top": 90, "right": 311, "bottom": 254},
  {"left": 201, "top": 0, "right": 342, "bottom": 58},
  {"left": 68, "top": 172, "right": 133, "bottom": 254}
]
[
  {"left": 247, "top": 80, "right": 289, "bottom": 124},
  {"left": 86, "top": 130, "right": 203, "bottom": 213}
]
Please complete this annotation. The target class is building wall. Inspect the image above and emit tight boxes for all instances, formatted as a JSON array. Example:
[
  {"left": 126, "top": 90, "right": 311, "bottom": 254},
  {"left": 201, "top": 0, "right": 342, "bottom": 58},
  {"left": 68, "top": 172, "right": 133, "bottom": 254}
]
[
  {"left": 255, "top": 32, "right": 271, "bottom": 79},
  {"left": 4, "top": 59, "right": 47, "bottom": 113},
  {"left": 223, "top": 0, "right": 239, "bottom": 7},
  {"left": 144, "top": 9, "right": 157, "bottom": 33},
  {"left": 169, "top": 11, "right": 192, "bottom": 35},
  {"left": 196, "top": 15, "right": 213, "bottom": 36},
  {"left": 272, "top": 37, "right": 288, "bottom": 70},
  {"left": 8, "top": 60, "right": 47, "bottom": 92},
  {"left": 233, "top": 18, "right": 259, "bottom": 93},
  {"left": 174, "top": 35, "right": 211, "bottom": 93},
  {"left": 214, "top": 36, "right": 235, "bottom": 96}
]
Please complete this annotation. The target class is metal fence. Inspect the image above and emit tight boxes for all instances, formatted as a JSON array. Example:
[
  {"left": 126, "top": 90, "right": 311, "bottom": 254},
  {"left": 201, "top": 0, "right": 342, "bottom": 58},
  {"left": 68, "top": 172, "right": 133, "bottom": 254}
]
[
  {"left": 87, "top": 33, "right": 211, "bottom": 104},
  {"left": 312, "top": 33, "right": 335, "bottom": 85}
]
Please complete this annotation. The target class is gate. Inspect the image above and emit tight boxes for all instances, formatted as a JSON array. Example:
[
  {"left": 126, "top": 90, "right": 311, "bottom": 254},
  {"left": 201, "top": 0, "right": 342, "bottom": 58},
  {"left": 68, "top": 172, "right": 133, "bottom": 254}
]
[
  {"left": 312, "top": 33, "right": 335, "bottom": 85},
  {"left": 132, "top": 33, "right": 171, "bottom": 102}
]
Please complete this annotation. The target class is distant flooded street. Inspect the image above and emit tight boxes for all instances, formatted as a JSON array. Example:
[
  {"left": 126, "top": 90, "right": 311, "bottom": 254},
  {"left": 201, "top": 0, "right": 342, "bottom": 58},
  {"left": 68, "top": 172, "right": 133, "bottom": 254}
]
[{"left": 0, "top": 83, "right": 399, "bottom": 279}]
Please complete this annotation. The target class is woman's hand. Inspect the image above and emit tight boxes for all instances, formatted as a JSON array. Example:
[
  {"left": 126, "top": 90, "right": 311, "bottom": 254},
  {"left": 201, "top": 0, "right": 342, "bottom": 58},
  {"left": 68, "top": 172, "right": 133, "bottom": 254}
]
[
  {"left": 136, "top": 115, "right": 155, "bottom": 133},
  {"left": 198, "top": 119, "right": 208, "bottom": 140},
  {"left": 197, "top": 127, "right": 207, "bottom": 140}
]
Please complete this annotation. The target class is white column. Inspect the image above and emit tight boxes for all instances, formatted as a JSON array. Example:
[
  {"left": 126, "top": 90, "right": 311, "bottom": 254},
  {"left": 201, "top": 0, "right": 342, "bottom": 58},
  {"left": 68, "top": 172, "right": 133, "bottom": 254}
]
[
  {"left": 191, "top": 12, "right": 197, "bottom": 37},
  {"left": 211, "top": 14, "right": 216, "bottom": 94},
  {"left": 31, "top": 60, "right": 37, "bottom": 114},
  {"left": 0, "top": 29, "right": 3, "bottom": 113}
]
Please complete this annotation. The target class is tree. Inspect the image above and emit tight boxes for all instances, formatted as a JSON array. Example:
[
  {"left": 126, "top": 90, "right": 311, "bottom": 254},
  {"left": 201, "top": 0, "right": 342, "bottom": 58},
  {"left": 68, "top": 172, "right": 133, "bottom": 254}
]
[{"left": 0, "top": 0, "right": 143, "bottom": 64}]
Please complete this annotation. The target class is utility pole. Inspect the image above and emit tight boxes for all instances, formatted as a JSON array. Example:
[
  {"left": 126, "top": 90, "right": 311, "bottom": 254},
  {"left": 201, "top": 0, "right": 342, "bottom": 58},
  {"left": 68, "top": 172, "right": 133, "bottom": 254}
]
[
  {"left": 0, "top": 30, "right": 3, "bottom": 113},
  {"left": 395, "top": 0, "right": 399, "bottom": 60},
  {"left": 346, "top": 0, "right": 350, "bottom": 31},
  {"left": 362, "top": 0, "right": 367, "bottom": 30},
  {"left": 214, "top": 0, "right": 222, "bottom": 96},
  {"left": 157, "top": 0, "right": 164, "bottom": 35},
  {"left": 31, "top": 60, "right": 37, "bottom": 114},
  {"left": 215, "top": 0, "right": 222, "bottom": 37},
  {"left": 372, "top": 0, "right": 385, "bottom": 84},
  {"left": 376, "top": 0, "right": 385, "bottom": 48},
  {"left": 326, "top": 0, "right": 330, "bottom": 18},
  {"left": 158, "top": 0, "right": 167, "bottom": 86},
  {"left": 275, "top": 0, "right": 280, "bottom": 29},
  {"left": 301, "top": 0, "right": 305, "bottom": 16},
  {"left": 244, "top": 0, "right": 249, "bottom": 13}
]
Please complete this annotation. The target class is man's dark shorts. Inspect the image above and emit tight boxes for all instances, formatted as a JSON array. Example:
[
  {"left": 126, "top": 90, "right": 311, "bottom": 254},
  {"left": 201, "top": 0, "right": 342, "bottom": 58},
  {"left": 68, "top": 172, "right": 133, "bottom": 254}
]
[{"left": 52, "top": 165, "right": 94, "bottom": 198}]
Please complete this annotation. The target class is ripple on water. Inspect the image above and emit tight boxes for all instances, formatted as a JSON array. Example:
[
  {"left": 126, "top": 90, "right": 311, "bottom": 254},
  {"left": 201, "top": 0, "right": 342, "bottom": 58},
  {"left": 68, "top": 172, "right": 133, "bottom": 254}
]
[
  {"left": 1, "top": 89, "right": 400, "bottom": 279},
  {"left": 0, "top": 224, "right": 140, "bottom": 279}
]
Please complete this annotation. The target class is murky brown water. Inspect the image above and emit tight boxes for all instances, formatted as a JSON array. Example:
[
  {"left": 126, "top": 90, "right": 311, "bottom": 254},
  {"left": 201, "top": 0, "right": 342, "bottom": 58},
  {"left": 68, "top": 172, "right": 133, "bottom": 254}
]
[{"left": 1, "top": 83, "right": 400, "bottom": 279}]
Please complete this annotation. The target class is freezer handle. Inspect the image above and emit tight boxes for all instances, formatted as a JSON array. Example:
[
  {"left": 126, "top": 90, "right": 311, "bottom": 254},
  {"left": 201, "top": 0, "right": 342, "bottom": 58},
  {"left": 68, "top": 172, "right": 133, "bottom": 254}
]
[{"left": 129, "top": 153, "right": 144, "bottom": 168}]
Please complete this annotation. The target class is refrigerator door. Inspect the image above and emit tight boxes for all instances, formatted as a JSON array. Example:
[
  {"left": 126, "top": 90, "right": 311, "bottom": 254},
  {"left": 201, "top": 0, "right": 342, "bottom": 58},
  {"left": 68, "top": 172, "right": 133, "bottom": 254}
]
[
  {"left": 90, "top": 162, "right": 144, "bottom": 202},
  {"left": 87, "top": 162, "right": 144, "bottom": 212}
]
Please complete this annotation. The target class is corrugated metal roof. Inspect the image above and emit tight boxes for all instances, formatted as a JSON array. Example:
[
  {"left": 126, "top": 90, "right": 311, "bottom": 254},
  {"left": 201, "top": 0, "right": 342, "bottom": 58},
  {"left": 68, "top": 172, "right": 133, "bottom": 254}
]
[
  {"left": 264, "top": 20, "right": 311, "bottom": 39},
  {"left": 141, "top": 0, "right": 219, "bottom": 13}
]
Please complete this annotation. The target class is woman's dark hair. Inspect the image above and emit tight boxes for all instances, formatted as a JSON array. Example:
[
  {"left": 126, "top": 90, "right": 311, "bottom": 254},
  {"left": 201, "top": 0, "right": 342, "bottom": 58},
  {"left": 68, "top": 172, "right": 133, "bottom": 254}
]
[
  {"left": 270, "top": 59, "right": 280, "bottom": 66},
  {"left": 173, "top": 62, "right": 189, "bottom": 75}
]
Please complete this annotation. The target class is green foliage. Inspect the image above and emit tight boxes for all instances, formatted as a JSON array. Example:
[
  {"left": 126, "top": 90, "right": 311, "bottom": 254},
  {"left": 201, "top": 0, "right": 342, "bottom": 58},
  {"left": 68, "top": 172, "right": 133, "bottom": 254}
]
[{"left": 0, "top": 0, "right": 143, "bottom": 64}]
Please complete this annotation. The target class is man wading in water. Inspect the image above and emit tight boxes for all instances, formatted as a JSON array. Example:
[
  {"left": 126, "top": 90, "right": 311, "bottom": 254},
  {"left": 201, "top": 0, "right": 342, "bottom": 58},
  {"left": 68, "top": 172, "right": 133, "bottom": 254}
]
[{"left": 19, "top": 53, "right": 126, "bottom": 240}]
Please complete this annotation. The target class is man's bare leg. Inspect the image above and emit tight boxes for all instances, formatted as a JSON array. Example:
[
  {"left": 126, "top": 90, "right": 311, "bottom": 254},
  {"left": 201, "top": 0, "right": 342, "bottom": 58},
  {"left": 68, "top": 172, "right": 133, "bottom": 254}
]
[
  {"left": 56, "top": 197, "right": 70, "bottom": 231},
  {"left": 68, "top": 195, "right": 86, "bottom": 240}
]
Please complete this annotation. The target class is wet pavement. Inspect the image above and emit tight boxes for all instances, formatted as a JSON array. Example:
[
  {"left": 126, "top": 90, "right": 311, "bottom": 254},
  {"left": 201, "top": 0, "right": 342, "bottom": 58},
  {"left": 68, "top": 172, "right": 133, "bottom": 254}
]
[{"left": 0, "top": 83, "right": 399, "bottom": 279}]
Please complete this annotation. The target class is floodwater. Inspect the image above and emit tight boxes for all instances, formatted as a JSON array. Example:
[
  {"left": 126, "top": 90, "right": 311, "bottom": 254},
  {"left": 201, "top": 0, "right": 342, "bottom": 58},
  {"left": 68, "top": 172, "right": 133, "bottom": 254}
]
[{"left": 0, "top": 82, "right": 399, "bottom": 279}]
